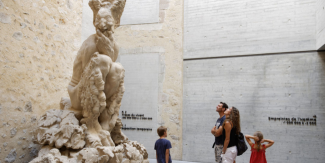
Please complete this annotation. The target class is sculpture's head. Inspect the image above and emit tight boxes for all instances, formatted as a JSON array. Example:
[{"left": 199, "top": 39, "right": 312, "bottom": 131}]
[{"left": 95, "top": 6, "right": 114, "bottom": 34}]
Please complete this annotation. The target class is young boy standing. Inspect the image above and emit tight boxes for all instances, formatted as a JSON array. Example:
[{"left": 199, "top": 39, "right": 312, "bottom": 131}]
[{"left": 154, "top": 126, "right": 172, "bottom": 163}]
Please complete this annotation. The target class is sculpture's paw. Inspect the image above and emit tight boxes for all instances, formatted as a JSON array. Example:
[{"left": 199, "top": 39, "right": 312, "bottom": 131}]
[
  {"left": 86, "top": 133, "right": 103, "bottom": 148},
  {"left": 95, "top": 29, "right": 115, "bottom": 56},
  {"left": 60, "top": 97, "right": 72, "bottom": 110},
  {"left": 99, "top": 130, "right": 115, "bottom": 146},
  {"left": 111, "top": 118, "right": 128, "bottom": 145},
  {"left": 60, "top": 97, "right": 83, "bottom": 120}
]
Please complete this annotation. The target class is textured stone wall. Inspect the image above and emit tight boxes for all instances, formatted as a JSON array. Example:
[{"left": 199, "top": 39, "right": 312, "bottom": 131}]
[
  {"left": 0, "top": 0, "right": 82, "bottom": 162},
  {"left": 183, "top": 52, "right": 325, "bottom": 163},
  {"left": 317, "top": 0, "right": 325, "bottom": 50},
  {"left": 184, "top": 0, "right": 317, "bottom": 59}
]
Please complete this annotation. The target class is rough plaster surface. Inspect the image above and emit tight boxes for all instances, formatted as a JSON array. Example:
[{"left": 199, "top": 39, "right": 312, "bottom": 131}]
[
  {"left": 111, "top": 0, "right": 184, "bottom": 159},
  {"left": 316, "top": 0, "right": 325, "bottom": 50},
  {"left": 184, "top": 0, "right": 318, "bottom": 59},
  {"left": 183, "top": 52, "right": 325, "bottom": 163},
  {"left": 0, "top": 0, "right": 83, "bottom": 162}
]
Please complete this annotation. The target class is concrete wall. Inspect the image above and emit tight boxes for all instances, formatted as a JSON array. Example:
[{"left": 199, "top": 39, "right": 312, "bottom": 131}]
[
  {"left": 0, "top": 0, "right": 83, "bottom": 162},
  {"left": 184, "top": 0, "right": 317, "bottom": 59},
  {"left": 120, "top": 0, "right": 160, "bottom": 25},
  {"left": 183, "top": 52, "right": 325, "bottom": 163},
  {"left": 316, "top": 0, "right": 325, "bottom": 50},
  {"left": 183, "top": 0, "right": 325, "bottom": 162},
  {"left": 81, "top": 0, "right": 184, "bottom": 160},
  {"left": 117, "top": 52, "right": 161, "bottom": 158}
]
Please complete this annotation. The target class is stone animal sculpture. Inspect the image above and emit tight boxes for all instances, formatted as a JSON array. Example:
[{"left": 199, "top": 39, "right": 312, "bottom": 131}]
[{"left": 30, "top": 0, "right": 149, "bottom": 162}]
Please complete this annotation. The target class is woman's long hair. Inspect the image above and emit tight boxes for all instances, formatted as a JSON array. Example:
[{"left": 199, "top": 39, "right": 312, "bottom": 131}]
[
  {"left": 254, "top": 131, "right": 264, "bottom": 152},
  {"left": 224, "top": 107, "right": 241, "bottom": 135},
  {"left": 231, "top": 107, "right": 241, "bottom": 135}
]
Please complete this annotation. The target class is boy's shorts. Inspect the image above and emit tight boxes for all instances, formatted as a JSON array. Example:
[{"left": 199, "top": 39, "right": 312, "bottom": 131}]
[{"left": 214, "top": 144, "right": 223, "bottom": 163}]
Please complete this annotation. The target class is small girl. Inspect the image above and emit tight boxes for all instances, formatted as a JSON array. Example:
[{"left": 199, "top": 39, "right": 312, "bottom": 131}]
[{"left": 245, "top": 131, "right": 274, "bottom": 163}]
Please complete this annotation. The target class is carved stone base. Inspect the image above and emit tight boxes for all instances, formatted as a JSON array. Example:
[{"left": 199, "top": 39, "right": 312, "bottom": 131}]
[
  {"left": 30, "top": 142, "right": 149, "bottom": 163},
  {"left": 30, "top": 109, "right": 148, "bottom": 163}
]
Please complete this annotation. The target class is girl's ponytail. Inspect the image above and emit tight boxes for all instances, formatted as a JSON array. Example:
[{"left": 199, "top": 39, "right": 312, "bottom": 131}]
[
  {"left": 256, "top": 140, "right": 261, "bottom": 152},
  {"left": 254, "top": 131, "right": 264, "bottom": 152}
]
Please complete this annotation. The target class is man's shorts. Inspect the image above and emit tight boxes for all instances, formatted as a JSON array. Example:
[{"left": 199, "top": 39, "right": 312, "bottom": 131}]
[{"left": 214, "top": 144, "right": 223, "bottom": 163}]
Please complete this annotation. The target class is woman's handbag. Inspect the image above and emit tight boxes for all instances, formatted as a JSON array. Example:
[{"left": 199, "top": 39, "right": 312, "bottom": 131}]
[{"left": 236, "top": 132, "right": 248, "bottom": 156}]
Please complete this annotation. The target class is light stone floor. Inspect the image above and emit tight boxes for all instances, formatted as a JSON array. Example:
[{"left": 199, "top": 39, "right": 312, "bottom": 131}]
[{"left": 148, "top": 159, "right": 199, "bottom": 163}]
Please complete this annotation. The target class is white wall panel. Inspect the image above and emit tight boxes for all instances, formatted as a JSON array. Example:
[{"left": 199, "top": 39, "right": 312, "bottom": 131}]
[
  {"left": 120, "top": 0, "right": 159, "bottom": 25},
  {"left": 316, "top": 0, "right": 325, "bottom": 50},
  {"left": 118, "top": 53, "right": 160, "bottom": 159},
  {"left": 184, "top": 0, "right": 317, "bottom": 59}
]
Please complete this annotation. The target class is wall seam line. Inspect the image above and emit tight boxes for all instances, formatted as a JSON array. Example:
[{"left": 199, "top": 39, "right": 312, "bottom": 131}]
[{"left": 183, "top": 50, "right": 325, "bottom": 61}]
